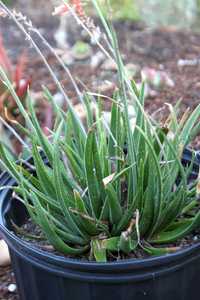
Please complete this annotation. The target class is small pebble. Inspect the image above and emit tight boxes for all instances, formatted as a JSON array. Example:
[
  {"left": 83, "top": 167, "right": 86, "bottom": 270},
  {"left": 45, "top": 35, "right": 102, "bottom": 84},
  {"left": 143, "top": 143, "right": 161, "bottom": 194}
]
[
  {"left": 8, "top": 284, "right": 17, "bottom": 293},
  {"left": 96, "top": 80, "right": 116, "bottom": 94},
  {"left": 90, "top": 51, "right": 105, "bottom": 69},
  {"left": 177, "top": 59, "right": 200, "bottom": 67},
  {"left": 125, "top": 63, "right": 140, "bottom": 79},
  {"left": 53, "top": 93, "right": 65, "bottom": 107},
  {"left": 61, "top": 51, "right": 74, "bottom": 65},
  {"left": 101, "top": 58, "right": 118, "bottom": 72}
]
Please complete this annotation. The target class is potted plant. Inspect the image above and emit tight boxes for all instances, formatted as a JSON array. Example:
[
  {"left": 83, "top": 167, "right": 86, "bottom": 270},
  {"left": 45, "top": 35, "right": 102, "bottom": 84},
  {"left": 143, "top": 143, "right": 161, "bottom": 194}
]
[{"left": 1, "top": 1, "right": 200, "bottom": 300}]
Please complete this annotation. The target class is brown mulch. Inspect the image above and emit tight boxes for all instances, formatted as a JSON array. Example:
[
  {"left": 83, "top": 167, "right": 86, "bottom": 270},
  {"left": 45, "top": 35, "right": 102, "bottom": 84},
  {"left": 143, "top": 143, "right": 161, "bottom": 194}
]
[{"left": 1, "top": 12, "right": 200, "bottom": 299}]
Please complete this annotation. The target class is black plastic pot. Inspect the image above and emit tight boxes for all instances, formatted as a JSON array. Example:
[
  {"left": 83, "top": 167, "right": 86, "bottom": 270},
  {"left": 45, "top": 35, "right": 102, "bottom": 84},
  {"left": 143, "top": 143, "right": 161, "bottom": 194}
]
[
  {"left": 1, "top": 171, "right": 200, "bottom": 300},
  {"left": 181, "top": 147, "right": 200, "bottom": 181}
]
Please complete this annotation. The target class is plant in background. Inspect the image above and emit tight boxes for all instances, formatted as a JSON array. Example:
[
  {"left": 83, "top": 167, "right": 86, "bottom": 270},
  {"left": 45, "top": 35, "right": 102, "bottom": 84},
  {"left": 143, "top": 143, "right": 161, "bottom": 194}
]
[
  {"left": 0, "top": 34, "right": 30, "bottom": 155},
  {"left": 0, "top": 34, "right": 52, "bottom": 155},
  {"left": 71, "top": 41, "right": 92, "bottom": 60},
  {"left": 0, "top": 0, "right": 200, "bottom": 263},
  {"left": 100, "top": 0, "right": 139, "bottom": 21},
  {"left": 2, "top": 0, "right": 11, "bottom": 5},
  {"left": 0, "top": 35, "right": 30, "bottom": 126}
]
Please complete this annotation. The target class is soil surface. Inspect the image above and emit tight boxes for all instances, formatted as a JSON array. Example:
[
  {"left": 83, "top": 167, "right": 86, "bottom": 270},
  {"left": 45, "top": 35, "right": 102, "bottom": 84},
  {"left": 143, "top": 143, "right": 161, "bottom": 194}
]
[
  {"left": 1, "top": 9, "right": 200, "bottom": 299},
  {"left": 16, "top": 213, "right": 200, "bottom": 260}
]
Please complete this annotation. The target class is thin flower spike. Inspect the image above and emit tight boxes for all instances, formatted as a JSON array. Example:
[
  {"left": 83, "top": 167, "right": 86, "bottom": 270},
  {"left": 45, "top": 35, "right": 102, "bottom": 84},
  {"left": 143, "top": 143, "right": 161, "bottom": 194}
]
[{"left": 53, "top": 1, "right": 101, "bottom": 45}]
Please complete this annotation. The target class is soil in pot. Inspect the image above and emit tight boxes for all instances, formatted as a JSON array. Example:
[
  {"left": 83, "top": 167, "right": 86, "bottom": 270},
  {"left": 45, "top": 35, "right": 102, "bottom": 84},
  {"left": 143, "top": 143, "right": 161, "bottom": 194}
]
[
  {"left": 13, "top": 214, "right": 200, "bottom": 262},
  {"left": 2, "top": 185, "right": 200, "bottom": 300}
]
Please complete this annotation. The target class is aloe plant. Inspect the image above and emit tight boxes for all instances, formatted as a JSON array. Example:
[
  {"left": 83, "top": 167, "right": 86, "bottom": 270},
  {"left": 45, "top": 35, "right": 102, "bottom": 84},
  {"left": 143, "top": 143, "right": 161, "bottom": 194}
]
[
  {"left": 0, "top": 0, "right": 200, "bottom": 262},
  {"left": 0, "top": 66, "right": 200, "bottom": 261}
]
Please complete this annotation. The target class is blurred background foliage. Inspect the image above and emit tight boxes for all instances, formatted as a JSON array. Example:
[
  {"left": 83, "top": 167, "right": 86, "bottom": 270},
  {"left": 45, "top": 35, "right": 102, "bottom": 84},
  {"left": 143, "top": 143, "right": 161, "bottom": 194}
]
[
  {"left": 1, "top": 0, "right": 11, "bottom": 4},
  {"left": 137, "top": 0, "right": 200, "bottom": 29},
  {"left": 2, "top": 0, "right": 200, "bottom": 30},
  {"left": 99, "top": 0, "right": 139, "bottom": 21},
  {"left": 100, "top": 0, "right": 200, "bottom": 29}
]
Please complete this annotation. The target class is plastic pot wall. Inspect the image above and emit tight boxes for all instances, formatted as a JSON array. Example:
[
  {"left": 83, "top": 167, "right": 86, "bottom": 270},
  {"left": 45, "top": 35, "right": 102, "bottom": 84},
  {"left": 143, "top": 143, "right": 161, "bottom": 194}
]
[{"left": 0, "top": 147, "right": 200, "bottom": 300}]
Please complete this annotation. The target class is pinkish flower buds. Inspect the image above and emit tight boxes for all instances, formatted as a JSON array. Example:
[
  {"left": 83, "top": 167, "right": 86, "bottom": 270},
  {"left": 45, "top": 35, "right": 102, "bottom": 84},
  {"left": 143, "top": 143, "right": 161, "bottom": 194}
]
[
  {"left": 52, "top": 4, "right": 68, "bottom": 16},
  {"left": 53, "top": 1, "right": 84, "bottom": 17}
]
